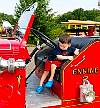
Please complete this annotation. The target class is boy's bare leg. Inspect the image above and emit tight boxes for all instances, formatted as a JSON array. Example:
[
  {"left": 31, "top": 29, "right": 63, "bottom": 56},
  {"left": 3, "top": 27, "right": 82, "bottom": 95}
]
[
  {"left": 40, "top": 71, "right": 49, "bottom": 86},
  {"left": 49, "top": 64, "right": 57, "bottom": 81}
]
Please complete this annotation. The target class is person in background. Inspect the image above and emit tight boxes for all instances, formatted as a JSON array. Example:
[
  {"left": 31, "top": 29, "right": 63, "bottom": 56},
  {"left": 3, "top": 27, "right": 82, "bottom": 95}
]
[
  {"left": 87, "top": 26, "right": 95, "bottom": 36},
  {"left": 79, "top": 32, "right": 86, "bottom": 37}
]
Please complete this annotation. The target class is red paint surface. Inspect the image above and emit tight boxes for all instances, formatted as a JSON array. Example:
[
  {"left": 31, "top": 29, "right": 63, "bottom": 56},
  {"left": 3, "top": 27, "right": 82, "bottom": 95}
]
[
  {"left": 0, "top": 13, "right": 35, "bottom": 108},
  {"left": 47, "top": 40, "right": 100, "bottom": 107},
  {"left": 61, "top": 40, "right": 100, "bottom": 107},
  {"left": 0, "top": 69, "right": 26, "bottom": 108}
]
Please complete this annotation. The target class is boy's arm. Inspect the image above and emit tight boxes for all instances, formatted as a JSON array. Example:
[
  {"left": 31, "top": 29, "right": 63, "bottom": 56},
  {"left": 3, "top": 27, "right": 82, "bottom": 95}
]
[
  {"left": 56, "top": 48, "right": 79, "bottom": 60},
  {"left": 57, "top": 55, "right": 73, "bottom": 60}
]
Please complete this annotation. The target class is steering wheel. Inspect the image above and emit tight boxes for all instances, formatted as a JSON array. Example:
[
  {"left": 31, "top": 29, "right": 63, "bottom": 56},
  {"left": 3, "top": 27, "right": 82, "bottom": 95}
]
[{"left": 31, "top": 29, "right": 57, "bottom": 48}]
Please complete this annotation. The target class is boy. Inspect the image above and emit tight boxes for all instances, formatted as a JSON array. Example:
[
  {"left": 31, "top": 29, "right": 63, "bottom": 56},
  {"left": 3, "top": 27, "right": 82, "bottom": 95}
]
[{"left": 36, "top": 34, "right": 79, "bottom": 93}]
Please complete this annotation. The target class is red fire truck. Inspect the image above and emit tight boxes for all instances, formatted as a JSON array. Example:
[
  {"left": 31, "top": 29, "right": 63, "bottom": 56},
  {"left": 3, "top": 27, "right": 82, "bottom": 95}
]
[
  {"left": 26, "top": 28, "right": 100, "bottom": 107},
  {"left": 1, "top": 1, "right": 100, "bottom": 108},
  {"left": 0, "top": 2, "right": 37, "bottom": 108},
  {"left": 32, "top": 30, "right": 100, "bottom": 108}
]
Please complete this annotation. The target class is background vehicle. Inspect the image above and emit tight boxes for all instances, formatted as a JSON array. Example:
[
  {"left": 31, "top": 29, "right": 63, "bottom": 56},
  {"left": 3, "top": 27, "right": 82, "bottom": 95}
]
[{"left": 61, "top": 20, "right": 100, "bottom": 36}]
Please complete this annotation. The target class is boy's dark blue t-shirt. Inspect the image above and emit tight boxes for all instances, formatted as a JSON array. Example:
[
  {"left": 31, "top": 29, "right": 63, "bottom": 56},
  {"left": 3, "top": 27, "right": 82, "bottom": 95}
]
[{"left": 48, "top": 46, "right": 76, "bottom": 61}]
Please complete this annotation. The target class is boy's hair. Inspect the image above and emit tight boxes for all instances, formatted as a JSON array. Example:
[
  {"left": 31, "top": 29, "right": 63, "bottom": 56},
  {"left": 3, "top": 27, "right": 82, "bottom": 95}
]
[{"left": 59, "top": 34, "right": 71, "bottom": 44}]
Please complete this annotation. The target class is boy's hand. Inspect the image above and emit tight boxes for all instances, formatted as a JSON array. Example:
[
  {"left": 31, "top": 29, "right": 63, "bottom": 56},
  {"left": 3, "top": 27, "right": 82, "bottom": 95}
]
[
  {"left": 74, "top": 48, "right": 79, "bottom": 55},
  {"left": 67, "top": 56, "right": 73, "bottom": 60}
]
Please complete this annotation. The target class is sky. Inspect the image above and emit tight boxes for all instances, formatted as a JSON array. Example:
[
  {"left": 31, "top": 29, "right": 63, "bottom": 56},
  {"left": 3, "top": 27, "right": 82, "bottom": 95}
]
[
  {"left": 0, "top": 0, "right": 19, "bottom": 15},
  {"left": 49, "top": 0, "right": 99, "bottom": 15},
  {"left": 0, "top": 0, "right": 99, "bottom": 15}
]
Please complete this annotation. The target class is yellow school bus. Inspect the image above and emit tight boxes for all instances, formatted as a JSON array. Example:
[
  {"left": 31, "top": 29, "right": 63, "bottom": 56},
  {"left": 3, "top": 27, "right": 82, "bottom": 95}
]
[
  {"left": 0, "top": 22, "right": 3, "bottom": 33},
  {"left": 61, "top": 20, "right": 100, "bottom": 36}
]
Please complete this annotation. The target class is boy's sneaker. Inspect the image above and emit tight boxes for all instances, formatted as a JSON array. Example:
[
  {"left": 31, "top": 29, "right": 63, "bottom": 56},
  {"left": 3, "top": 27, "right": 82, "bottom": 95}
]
[
  {"left": 45, "top": 80, "right": 53, "bottom": 88},
  {"left": 35, "top": 86, "right": 44, "bottom": 93}
]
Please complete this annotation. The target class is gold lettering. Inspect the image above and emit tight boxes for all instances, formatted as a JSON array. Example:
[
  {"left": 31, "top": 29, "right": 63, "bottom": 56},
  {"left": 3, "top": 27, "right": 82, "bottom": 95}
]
[
  {"left": 95, "top": 67, "right": 98, "bottom": 74},
  {"left": 77, "top": 69, "right": 82, "bottom": 74},
  {"left": 73, "top": 69, "right": 77, "bottom": 75},
  {"left": 72, "top": 67, "right": 99, "bottom": 75},
  {"left": 82, "top": 68, "right": 87, "bottom": 74},
  {"left": 89, "top": 68, "right": 95, "bottom": 74}
]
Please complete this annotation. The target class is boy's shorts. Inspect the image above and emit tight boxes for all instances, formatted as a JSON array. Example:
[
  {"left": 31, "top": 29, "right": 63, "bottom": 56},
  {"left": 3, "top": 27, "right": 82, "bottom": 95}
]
[{"left": 44, "top": 60, "right": 62, "bottom": 72}]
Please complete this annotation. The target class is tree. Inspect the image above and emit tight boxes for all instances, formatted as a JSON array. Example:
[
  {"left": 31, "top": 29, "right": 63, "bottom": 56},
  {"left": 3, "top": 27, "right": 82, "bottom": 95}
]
[
  {"left": 0, "top": 12, "right": 15, "bottom": 25},
  {"left": 33, "top": 0, "right": 54, "bottom": 33},
  {"left": 14, "top": 0, "right": 52, "bottom": 31},
  {"left": 72, "top": 8, "right": 85, "bottom": 20},
  {"left": 15, "top": 0, "right": 35, "bottom": 19},
  {"left": 48, "top": 24, "right": 66, "bottom": 39},
  {"left": 95, "top": 16, "right": 100, "bottom": 21},
  {"left": 15, "top": 0, "right": 59, "bottom": 43}
]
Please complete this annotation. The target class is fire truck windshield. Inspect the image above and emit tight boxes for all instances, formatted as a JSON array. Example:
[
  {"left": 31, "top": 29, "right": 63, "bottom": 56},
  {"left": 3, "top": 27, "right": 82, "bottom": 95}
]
[{"left": 16, "top": 2, "right": 37, "bottom": 38}]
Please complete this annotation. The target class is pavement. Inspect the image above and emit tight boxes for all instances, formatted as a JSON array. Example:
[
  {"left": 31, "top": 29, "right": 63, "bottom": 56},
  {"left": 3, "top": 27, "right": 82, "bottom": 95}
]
[{"left": 26, "top": 47, "right": 61, "bottom": 108}]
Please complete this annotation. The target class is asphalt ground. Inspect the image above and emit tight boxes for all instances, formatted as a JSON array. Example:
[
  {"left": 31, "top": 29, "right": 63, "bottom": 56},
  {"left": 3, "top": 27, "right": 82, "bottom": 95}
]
[{"left": 26, "top": 47, "right": 61, "bottom": 108}]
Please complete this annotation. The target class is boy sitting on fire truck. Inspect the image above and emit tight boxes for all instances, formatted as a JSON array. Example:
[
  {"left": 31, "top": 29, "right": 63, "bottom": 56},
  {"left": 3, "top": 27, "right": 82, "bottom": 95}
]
[{"left": 36, "top": 34, "right": 79, "bottom": 93}]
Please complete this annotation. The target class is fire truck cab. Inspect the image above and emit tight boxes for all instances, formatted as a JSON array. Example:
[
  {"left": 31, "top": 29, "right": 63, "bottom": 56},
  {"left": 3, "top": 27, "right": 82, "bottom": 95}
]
[{"left": 34, "top": 35, "right": 100, "bottom": 108}]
